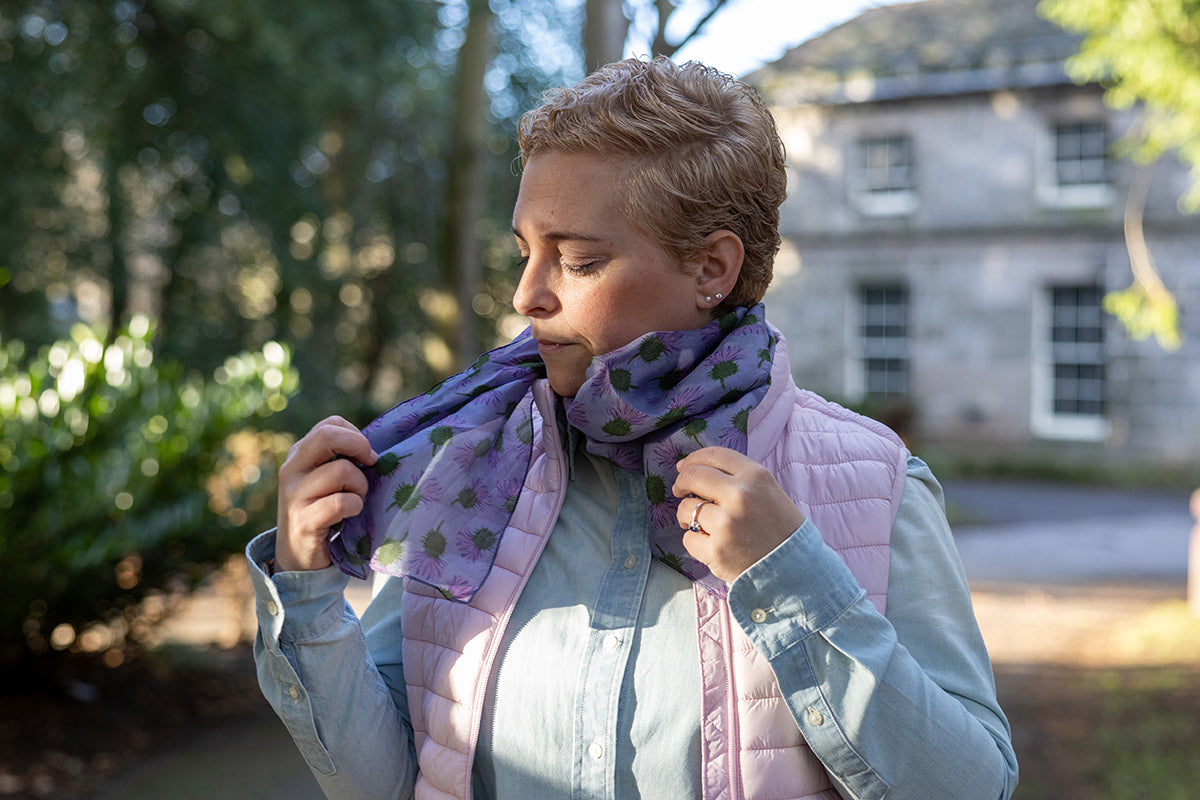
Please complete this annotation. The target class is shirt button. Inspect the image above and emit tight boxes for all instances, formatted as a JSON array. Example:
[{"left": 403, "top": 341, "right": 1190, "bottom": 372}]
[
  {"left": 807, "top": 706, "right": 824, "bottom": 726},
  {"left": 588, "top": 740, "right": 604, "bottom": 760},
  {"left": 603, "top": 635, "right": 620, "bottom": 651},
  {"left": 288, "top": 685, "right": 300, "bottom": 701},
  {"left": 750, "top": 608, "right": 769, "bottom": 624},
  {"left": 266, "top": 601, "right": 279, "bottom": 616},
  {"left": 623, "top": 555, "right": 638, "bottom": 570}
]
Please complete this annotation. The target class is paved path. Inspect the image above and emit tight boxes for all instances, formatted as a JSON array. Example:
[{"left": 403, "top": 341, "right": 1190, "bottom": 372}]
[
  {"left": 943, "top": 478, "right": 1194, "bottom": 669},
  {"left": 87, "top": 479, "right": 1196, "bottom": 799},
  {"left": 942, "top": 478, "right": 1192, "bottom": 584}
]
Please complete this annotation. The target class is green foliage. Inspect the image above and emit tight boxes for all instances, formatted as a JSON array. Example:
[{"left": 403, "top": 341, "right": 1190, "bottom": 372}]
[
  {"left": 1103, "top": 282, "right": 1183, "bottom": 350},
  {"left": 0, "top": 319, "right": 297, "bottom": 667},
  {"left": 0, "top": 0, "right": 584, "bottom": 671},
  {"left": 1, "top": 0, "right": 450, "bottom": 423},
  {"left": 1040, "top": 0, "right": 1196, "bottom": 351},
  {"left": 0, "top": 0, "right": 584, "bottom": 429},
  {"left": 1040, "top": 0, "right": 1200, "bottom": 211}
]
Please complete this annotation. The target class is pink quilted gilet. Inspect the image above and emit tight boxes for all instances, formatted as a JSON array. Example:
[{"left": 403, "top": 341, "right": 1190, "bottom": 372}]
[{"left": 401, "top": 337, "right": 908, "bottom": 800}]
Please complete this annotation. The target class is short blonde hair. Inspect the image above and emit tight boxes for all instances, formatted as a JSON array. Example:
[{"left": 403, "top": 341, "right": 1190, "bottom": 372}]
[{"left": 517, "top": 57, "right": 786, "bottom": 309}]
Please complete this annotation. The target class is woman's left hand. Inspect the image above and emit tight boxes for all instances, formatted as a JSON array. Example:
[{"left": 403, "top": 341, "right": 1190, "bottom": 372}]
[{"left": 672, "top": 446, "right": 806, "bottom": 583}]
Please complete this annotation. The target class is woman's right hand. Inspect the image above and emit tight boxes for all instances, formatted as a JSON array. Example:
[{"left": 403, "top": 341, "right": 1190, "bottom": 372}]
[{"left": 275, "top": 416, "right": 378, "bottom": 572}]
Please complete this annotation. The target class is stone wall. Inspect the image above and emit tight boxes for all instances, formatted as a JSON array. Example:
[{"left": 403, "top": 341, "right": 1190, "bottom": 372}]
[{"left": 766, "top": 83, "right": 1200, "bottom": 474}]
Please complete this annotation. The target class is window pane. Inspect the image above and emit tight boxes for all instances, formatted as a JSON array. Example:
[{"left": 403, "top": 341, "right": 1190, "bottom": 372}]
[
  {"left": 859, "top": 136, "right": 915, "bottom": 193},
  {"left": 860, "top": 285, "right": 910, "bottom": 399},
  {"left": 1049, "top": 284, "right": 1105, "bottom": 416},
  {"left": 1055, "top": 123, "right": 1108, "bottom": 186}
]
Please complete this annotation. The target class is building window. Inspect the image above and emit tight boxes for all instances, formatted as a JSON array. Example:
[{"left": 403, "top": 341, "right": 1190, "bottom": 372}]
[
  {"left": 1039, "top": 120, "right": 1113, "bottom": 208},
  {"left": 855, "top": 136, "right": 918, "bottom": 216},
  {"left": 1032, "top": 284, "right": 1108, "bottom": 440},
  {"left": 860, "top": 285, "right": 910, "bottom": 398},
  {"left": 1050, "top": 285, "right": 1106, "bottom": 414},
  {"left": 1054, "top": 122, "right": 1109, "bottom": 187}
]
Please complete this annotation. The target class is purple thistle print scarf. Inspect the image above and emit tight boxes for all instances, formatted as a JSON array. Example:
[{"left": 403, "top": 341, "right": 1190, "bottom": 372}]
[{"left": 331, "top": 304, "right": 777, "bottom": 603}]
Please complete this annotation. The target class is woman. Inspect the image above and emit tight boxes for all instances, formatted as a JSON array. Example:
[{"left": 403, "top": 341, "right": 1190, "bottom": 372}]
[{"left": 249, "top": 57, "right": 1018, "bottom": 799}]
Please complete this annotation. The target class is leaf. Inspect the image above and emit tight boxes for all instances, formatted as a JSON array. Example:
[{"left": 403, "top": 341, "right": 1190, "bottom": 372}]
[{"left": 1103, "top": 285, "right": 1183, "bottom": 350}]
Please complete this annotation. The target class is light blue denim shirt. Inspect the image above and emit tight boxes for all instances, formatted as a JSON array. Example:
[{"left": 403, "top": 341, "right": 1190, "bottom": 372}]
[{"left": 248, "top": 453, "right": 1017, "bottom": 800}]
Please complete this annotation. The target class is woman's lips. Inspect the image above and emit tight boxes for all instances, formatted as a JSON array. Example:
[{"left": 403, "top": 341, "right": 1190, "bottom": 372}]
[{"left": 535, "top": 338, "right": 571, "bottom": 353}]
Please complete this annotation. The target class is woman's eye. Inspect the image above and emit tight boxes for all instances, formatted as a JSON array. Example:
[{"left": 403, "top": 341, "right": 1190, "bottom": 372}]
[{"left": 561, "top": 259, "right": 599, "bottom": 275}]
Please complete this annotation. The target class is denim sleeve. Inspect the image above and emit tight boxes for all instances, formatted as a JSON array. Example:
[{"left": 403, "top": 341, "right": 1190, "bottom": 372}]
[
  {"left": 246, "top": 530, "right": 416, "bottom": 800},
  {"left": 727, "top": 458, "right": 1018, "bottom": 800}
]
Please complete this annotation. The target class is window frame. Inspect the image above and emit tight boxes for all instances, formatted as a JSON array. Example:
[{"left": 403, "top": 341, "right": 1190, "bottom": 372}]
[
  {"left": 1037, "top": 119, "right": 1115, "bottom": 209},
  {"left": 854, "top": 135, "right": 919, "bottom": 217},
  {"left": 851, "top": 283, "right": 911, "bottom": 402},
  {"left": 1030, "top": 283, "right": 1110, "bottom": 441}
]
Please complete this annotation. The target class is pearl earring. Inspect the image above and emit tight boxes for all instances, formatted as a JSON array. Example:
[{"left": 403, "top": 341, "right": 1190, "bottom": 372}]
[{"left": 705, "top": 296, "right": 712, "bottom": 303}]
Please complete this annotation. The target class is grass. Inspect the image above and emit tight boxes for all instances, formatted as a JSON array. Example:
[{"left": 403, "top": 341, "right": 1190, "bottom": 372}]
[
  {"left": 925, "top": 450, "right": 1200, "bottom": 492},
  {"left": 1082, "top": 664, "right": 1200, "bottom": 800},
  {"left": 999, "top": 600, "right": 1200, "bottom": 799}
]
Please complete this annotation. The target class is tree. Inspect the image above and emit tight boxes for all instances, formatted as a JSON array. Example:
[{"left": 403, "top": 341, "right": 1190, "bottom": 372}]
[
  {"left": 0, "top": 0, "right": 546, "bottom": 669},
  {"left": 585, "top": 0, "right": 629, "bottom": 69},
  {"left": 0, "top": 0, "right": 450, "bottom": 419},
  {"left": 1040, "top": 0, "right": 1199, "bottom": 350},
  {"left": 583, "top": 0, "right": 732, "bottom": 72},
  {"left": 439, "top": 0, "right": 495, "bottom": 368},
  {"left": 1041, "top": 0, "right": 1200, "bottom": 211}
]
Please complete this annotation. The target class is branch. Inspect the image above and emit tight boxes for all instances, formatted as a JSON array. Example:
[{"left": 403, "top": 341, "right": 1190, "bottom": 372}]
[
  {"left": 1123, "top": 164, "right": 1171, "bottom": 305},
  {"left": 653, "top": 0, "right": 731, "bottom": 58},
  {"left": 1104, "top": 163, "right": 1183, "bottom": 350}
]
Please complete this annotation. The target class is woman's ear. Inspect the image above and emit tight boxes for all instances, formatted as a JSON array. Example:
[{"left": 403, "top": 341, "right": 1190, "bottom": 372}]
[{"left": 695, "top": 230, "right": 744, "bottom": 307}]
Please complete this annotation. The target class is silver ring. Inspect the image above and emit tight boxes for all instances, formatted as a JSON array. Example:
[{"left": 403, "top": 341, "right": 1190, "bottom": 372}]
[{"left": 688, "top": 498, "right": 712, "bottom": 533}]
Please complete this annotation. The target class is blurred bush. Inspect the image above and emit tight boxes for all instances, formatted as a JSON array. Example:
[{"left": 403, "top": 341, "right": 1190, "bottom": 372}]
[{"left": 0, "top": 317, "right": 297, "bottom": 669}]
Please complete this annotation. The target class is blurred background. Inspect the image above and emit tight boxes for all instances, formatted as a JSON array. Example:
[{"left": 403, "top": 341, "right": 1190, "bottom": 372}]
[{"left": 1, "top": 0, "right": 1198, "bottom": 797}]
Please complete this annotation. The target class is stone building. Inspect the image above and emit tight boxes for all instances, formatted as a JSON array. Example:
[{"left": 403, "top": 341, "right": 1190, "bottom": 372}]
[{"left": 750, "top": 0, "right": 1200, "bottom": 477}]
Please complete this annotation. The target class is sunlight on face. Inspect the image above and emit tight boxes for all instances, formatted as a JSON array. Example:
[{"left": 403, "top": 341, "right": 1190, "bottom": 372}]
[{"left": 511, "top": 152, "right": 711, "bottom": 397}]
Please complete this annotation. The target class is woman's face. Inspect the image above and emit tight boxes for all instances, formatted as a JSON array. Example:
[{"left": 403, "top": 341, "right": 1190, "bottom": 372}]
[{"left": 511, "top": 151, "right": 714, "bottom": 398}]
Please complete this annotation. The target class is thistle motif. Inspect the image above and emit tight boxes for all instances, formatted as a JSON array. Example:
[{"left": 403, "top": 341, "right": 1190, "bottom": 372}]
[
  {"left": 376, "top": 537, "right": 407, "bottom": 566},
  {"left": 457, "top": 527, "right": 499, "bottom": 561},
  {"left": 632, "top": 335, "right": 666, "bottom": 363},
  {"left": 388, "top": 482, "right": 421, "bottom": 512},
  {"left": 609, "top": 367, "right": 636, "bottom": 393},
  {"left": 336, "top": 303, "right": 772, "bottom": 607},
  {"left": 373, "top": 451, "right": 402, "bottom": 477},
  {"left": 645, "top": 474, "right": 668, "bottom": 505},
  {"left": 602, "top": 416, "right": 633, "bottom": 437},
  {"left": 708, "top": 359, "right": 738, "bottom": 388},
  {"left": 428, "top": 425, "right": 455, "bottom": 454}
]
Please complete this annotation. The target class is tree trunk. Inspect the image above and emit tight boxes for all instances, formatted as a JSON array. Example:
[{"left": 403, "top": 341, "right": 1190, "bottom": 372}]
[
  {"left": 584, "top": 0, "right": 628, "bottom": 71},
  {"left": 103, "top": 150, "right": 128, "bottom": 345},
  {"left": 439, "top": 0, "right": 494, "bottom": 371}
]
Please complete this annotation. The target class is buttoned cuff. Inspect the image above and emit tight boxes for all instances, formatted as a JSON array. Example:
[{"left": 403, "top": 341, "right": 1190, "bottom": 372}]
[
  {"left": 727, "top": 518, "right": 865, "bottom": 660},
  {"left": 245, "top": 530, "right": 352, "bottom": 648}
]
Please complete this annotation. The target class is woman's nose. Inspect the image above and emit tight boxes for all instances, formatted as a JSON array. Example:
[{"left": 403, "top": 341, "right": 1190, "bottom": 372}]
[{"left": 512, "top": 255, "right": 557, "bottom": 317}]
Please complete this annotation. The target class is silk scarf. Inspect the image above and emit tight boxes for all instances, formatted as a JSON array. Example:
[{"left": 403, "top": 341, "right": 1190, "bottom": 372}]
[{"left": 331, "top": 304, "right": 777, "bottom": 603}]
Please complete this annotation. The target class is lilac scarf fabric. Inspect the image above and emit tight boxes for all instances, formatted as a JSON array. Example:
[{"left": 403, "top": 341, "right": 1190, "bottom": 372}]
[{"left": 331, "top": 304, "right": 776, "bottom": 603}]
